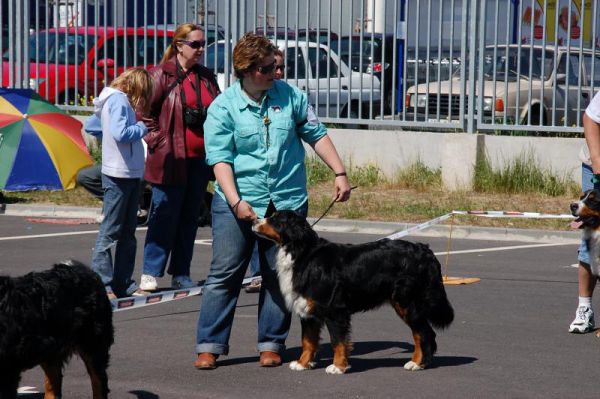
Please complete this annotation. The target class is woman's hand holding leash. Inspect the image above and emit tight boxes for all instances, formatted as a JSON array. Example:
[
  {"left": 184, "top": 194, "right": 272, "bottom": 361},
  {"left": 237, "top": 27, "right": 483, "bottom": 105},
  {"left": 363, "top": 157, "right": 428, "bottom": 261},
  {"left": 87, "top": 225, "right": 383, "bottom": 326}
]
[
  {"left": 233, "top": 200, "right": 257, "bottom": 221},
  {"left": 334, "top": 173, "right": 352, "bottom": 202}
]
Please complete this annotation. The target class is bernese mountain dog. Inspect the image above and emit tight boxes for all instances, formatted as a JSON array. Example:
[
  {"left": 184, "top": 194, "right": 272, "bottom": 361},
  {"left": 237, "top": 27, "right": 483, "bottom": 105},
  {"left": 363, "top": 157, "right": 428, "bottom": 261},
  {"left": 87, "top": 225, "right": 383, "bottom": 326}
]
[
  {"left": 253, "top": 210, "right": 454, "bottom": 374},
  {"left": 571, "top": 189, "right": 600, "bottom": 277},
  {"left": 0, "top": 260, "right": 114, "bottom": 399}
]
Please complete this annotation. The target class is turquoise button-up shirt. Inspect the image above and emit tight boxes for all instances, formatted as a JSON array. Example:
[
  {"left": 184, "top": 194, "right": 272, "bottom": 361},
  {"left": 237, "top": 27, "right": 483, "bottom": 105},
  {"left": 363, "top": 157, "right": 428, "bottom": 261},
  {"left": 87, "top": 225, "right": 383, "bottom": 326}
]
[{"left": 204, "top": 79, "right": 327, "bottom": 218}]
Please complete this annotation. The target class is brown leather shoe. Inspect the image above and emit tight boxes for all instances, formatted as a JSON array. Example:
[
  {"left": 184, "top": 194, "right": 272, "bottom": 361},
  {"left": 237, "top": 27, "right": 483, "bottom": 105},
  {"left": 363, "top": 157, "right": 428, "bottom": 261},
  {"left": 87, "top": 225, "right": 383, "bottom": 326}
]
[
  {"left": 195, "top": 353, "right": 219, "bottom": 370},
  {"left": 259, "top": 351, "right": 282, "bottom": 367}
]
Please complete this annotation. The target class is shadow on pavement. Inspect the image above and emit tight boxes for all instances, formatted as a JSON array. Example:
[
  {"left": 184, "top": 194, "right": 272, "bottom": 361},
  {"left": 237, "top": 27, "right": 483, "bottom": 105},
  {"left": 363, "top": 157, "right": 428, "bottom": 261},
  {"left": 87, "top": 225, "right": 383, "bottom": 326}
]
[
  {"left": 129, "top": 390, "right": 160, "bottom": 399},
  {"left": 283, "top": 340, "right": 476, "bottom": 373}
]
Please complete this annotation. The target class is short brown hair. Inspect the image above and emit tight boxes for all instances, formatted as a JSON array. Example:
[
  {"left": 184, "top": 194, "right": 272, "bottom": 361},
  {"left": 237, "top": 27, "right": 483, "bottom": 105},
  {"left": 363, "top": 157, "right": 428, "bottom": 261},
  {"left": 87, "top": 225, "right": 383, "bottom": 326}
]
[{"left": 233, "top": 32, "right": 277, "bottom": 79}]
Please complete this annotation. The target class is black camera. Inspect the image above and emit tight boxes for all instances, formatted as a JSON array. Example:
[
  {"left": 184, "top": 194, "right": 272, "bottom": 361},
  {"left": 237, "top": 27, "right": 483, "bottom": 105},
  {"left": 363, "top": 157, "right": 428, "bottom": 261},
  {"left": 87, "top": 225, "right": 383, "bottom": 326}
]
[{"left": 184, "top": 106, "right": 207, "bottom": 128}]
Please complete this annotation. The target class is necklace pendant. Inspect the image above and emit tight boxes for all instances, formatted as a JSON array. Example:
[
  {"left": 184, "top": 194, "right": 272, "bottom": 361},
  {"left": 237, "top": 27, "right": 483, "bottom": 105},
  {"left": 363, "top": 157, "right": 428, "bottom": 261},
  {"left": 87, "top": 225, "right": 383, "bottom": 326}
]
[{"left": 263, "top": 116, "right": 271, "bottom": 126}]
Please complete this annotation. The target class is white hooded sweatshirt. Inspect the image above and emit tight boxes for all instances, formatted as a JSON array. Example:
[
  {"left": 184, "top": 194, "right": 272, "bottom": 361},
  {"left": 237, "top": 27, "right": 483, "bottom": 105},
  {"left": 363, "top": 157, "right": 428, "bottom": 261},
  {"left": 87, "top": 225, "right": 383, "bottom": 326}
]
[{"left": 84, "top": 87, "right": 148, "bottom": 179}]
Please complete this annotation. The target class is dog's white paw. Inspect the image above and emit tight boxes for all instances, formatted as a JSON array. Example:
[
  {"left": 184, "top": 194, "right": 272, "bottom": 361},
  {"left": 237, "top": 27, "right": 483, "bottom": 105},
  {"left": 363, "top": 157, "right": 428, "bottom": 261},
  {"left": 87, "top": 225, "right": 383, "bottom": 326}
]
[
  {"left": 403, "top": 360, "right": 424, "bottom": 371},
  {"left": 325, "top": 364, "right": 349, "bottom": 374},
  {"left": 289, "top": 360, "right": 315, "bottom": 371}
]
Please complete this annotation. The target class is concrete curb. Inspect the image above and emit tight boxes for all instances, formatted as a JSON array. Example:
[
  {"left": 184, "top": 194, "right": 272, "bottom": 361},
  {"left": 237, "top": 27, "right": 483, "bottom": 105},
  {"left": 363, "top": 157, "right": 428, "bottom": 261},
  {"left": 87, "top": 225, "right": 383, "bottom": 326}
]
[{"left": 1, "top": 203, "right": 581, "bottom": 244}]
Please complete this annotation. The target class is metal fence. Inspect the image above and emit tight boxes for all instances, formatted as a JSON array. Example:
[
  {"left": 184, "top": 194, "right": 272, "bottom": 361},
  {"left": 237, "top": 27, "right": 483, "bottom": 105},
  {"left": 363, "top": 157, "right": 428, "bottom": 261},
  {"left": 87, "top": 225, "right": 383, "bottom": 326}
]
[{"left": 2, "top": 0, "right": 599, "bottom": 133}]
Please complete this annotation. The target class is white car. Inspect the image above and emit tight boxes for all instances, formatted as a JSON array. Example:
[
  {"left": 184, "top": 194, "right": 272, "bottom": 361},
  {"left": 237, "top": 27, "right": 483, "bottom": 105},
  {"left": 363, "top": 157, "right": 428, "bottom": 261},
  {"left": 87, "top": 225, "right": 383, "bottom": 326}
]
[{"left": 205, "top": 39, "right": 381, "bottom": 121}]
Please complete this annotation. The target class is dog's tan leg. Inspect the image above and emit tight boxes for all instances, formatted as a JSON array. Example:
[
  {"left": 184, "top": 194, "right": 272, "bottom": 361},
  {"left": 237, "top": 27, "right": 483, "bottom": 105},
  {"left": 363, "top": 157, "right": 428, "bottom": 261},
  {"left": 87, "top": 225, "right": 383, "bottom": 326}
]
[
  {"left": 391, "top": 301, "right": 425, "bottom": 371},
  {"left": 80, "top": 351, "right": 109, "bottom": 399},
  {"left": 290, "top": 318, "right": 322, "bottom": 371},
  {"left": 323, "top": 317, "right": 352, "bottom": 374},
  {"left": 329, "top": 341, "right": 351, "bottom": 374},
  {"left": 41, "top": 362, "right": 62, "bottom": 399}
]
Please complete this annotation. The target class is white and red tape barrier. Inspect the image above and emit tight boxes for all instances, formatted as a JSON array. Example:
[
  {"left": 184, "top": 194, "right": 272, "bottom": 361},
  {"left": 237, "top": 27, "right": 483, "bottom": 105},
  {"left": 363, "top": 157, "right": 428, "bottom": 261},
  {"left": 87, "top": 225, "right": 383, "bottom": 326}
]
[{"left": 112, "top": 210, "right": 574, "bottom": 311}]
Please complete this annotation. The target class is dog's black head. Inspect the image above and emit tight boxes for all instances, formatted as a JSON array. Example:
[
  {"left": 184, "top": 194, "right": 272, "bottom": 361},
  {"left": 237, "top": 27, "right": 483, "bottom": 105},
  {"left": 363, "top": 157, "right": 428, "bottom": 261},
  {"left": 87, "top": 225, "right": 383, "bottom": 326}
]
[
  {"left": 253, "top": 210, "right": 319, "bottom": 247},
  {"left": 571, "top": 189, "right": 600, "bottom": 229}
]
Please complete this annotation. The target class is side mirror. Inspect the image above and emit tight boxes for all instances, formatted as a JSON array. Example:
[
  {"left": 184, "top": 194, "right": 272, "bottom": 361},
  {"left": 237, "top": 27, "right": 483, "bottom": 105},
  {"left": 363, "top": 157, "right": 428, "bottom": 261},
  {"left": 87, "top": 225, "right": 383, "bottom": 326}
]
[
  {"left": 555, "top": 73, "right": 566, "bottom": 84},
  {"left": 97, "top": 58, "right": 115, "bottom": 68}
]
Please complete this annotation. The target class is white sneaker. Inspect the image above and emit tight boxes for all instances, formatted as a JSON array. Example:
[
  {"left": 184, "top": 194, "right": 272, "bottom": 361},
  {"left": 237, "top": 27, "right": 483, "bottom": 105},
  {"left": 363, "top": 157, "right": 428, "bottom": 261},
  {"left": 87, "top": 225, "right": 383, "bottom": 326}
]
[
  {"left": 172, "top": 275, "right": 197, "bottom": 289},
  {"left": 139, "top": 274, "right": 158, "bottom": 291},
  {"left": 569, "top": 306, "right": 595, "bottom": 333}
]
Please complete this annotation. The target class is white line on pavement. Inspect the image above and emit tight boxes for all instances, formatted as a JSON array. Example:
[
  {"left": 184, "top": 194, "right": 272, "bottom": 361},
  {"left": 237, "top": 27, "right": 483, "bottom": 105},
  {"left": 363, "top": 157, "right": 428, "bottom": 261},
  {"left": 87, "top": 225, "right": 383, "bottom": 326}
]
[{"left": 0, "top": 227, "right": 147, "bottom": 241}]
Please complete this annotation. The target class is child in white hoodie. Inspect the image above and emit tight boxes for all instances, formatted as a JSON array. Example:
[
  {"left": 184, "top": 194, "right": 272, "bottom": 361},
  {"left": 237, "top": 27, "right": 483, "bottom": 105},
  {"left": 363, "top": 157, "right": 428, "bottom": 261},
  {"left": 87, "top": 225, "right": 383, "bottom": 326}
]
[{"left": 84, "top": 68, "right": 153, "bottom": 299}]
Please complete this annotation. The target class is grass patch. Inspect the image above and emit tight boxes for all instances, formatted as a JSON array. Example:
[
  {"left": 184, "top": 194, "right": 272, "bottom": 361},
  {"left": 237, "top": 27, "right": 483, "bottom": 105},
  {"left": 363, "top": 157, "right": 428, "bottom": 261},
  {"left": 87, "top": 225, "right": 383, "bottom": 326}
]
[
  {"left": 473, "top": 152, "right": 580, "bottom": 197},
  {"left": 394, "top": 160, "right": 442, "bottom": 191}
]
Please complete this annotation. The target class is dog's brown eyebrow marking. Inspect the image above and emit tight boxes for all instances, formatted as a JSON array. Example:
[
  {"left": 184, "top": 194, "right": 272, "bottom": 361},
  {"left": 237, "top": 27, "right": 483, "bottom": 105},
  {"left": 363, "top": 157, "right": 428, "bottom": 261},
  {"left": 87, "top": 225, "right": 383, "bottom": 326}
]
[{"left": 256, "top": 221, "right": 282, "bottom": 243}]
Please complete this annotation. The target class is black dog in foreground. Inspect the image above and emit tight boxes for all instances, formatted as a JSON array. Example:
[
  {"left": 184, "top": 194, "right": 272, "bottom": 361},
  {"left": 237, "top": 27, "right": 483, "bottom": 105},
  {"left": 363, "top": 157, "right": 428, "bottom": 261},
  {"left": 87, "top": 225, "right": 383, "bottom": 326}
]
[
  {"left": 0, "top": 260, "right": 114, "bottom": 399},
  {"left": 253, "top": 211, "right": 454, "bottom": 374}
]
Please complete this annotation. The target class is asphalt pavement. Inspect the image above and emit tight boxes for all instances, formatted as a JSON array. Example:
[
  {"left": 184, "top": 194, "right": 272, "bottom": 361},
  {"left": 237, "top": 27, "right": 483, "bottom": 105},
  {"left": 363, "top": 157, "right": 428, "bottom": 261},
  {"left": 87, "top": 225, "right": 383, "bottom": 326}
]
[{"left": 1, "top": 204, "right": 598, "bottom": 399}]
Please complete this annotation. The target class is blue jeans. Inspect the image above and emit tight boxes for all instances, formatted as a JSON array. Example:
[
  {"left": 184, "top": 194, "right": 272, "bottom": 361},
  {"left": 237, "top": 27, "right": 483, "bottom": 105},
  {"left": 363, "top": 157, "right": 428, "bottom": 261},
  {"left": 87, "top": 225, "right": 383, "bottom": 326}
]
[
  {"left": 92, "top": 174, "right": 141, "bottom": 297},
  {"left": 143, "top": 158, "right": 211, "bottom": 278},
  {"left": 196, "top": 194, "right": 307, "bottom": 355},
  {"left": 578, "top": 163, "right": 599, "bottom": 264}
]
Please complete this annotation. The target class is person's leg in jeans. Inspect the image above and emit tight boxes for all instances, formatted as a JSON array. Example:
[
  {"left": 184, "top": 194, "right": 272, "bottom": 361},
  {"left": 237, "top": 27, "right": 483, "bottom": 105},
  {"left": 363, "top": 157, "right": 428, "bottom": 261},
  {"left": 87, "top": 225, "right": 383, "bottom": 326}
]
[
  {"left": 570, "top": 163, "right": 598, "bottom": 333},
  {"left": 142, "top": 184, "right": 184, "bottom": 278},
  {"left": 255, "top": 201, "right": 308, "bottom": 354},
  {"left": 196, "top": 194, "right": 255, "bottom": 356},
  {"left": 92, "top": 175, "right": 139, "bottom": 297},
  {"left": 112, "top": 178, "right": 142, "bottom": 296},
  {"left": 168, "top": 159, "right": 211, "bottom": 279},
  {"left": 77, "top": 164, "right": 103, "bottom": 200}
]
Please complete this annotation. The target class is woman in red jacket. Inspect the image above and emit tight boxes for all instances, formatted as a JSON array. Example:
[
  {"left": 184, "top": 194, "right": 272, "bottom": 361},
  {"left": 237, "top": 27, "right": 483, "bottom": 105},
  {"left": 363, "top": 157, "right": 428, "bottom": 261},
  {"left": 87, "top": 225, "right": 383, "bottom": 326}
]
[{"left": 139, "top": 23, "right": 220, "bottom": 291}]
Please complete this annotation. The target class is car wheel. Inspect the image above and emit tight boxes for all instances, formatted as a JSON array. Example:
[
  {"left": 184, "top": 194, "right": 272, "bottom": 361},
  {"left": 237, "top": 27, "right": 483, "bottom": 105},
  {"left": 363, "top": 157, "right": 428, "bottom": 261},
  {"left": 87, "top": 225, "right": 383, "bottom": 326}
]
[
  {"left": 522, "top": 105, "right": 547, "bottom": 135},
  {"left": 340, "top": 102, "right": 367, "bottom": 130}
]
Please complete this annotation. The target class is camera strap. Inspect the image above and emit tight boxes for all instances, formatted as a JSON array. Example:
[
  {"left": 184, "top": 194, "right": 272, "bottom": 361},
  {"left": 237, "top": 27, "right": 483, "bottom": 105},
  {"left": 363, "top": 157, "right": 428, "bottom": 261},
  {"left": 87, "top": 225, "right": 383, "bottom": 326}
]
[{"left": 177, "top": 62, "right": 202, "bottom": 114}]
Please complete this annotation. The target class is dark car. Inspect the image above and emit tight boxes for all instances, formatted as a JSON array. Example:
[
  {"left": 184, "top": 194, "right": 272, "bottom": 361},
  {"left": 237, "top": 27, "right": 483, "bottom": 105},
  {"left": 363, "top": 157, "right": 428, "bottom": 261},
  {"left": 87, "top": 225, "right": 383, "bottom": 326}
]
[{"left": 332, "top": 33, "right": 400, "bottom": 113}]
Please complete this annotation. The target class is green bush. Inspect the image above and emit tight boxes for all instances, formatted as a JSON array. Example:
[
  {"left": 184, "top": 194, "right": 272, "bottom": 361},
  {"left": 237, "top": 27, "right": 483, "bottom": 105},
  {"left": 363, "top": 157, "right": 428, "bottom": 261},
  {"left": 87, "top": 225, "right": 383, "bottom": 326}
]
[{"left": 474, "top": 152, "right": 579, "bottom": 197}]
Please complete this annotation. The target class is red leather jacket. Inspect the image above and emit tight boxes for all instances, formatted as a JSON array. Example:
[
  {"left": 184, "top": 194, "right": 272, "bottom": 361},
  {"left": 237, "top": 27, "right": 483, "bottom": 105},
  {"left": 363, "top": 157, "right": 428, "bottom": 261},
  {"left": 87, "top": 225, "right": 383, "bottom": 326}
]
[{"left": 143, "top": 57, "right": 220, "bottom": 185}]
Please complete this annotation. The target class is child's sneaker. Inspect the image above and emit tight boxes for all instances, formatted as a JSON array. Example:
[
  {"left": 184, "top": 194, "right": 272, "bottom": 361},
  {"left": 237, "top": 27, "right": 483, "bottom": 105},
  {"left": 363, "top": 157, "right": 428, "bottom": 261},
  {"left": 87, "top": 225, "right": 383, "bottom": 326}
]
[
  {"left": 172, "top": 275, "right": 197, "bottom": 289},
  {"left": 569, "top": 306, "right": 595, "bottom": 333},
  {"left": 140, "top": 274, "right": 158, "bottom": 291}
]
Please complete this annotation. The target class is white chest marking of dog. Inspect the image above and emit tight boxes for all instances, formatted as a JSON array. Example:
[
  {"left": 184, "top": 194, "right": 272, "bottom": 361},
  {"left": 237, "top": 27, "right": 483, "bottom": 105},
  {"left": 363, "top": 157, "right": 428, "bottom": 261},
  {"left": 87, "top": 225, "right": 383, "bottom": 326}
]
[{"left": 275, "top": 247, "right": 311, "bottom": 318}]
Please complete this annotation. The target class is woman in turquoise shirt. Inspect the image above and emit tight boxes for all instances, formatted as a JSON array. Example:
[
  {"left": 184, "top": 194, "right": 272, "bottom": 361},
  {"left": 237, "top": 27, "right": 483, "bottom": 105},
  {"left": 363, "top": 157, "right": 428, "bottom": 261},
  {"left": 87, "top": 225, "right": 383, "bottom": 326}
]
[{"left": 195, "top": 33, "right": 351, "bottom": 370}]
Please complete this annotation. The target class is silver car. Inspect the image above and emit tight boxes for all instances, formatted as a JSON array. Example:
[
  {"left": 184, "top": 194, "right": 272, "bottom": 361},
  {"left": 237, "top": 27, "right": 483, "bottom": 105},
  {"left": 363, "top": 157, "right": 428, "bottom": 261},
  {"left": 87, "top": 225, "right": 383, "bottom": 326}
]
[
  {"left": 405, "top": 44, "right": 599, "bottom": 126},
  {"left": 206, "top": 39, "right": 381, "bottom": 122}
]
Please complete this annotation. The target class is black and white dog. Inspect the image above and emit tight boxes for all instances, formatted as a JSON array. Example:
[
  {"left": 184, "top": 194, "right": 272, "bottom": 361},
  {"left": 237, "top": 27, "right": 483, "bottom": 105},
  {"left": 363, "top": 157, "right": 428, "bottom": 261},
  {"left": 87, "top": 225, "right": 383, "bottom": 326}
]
[
  {"left": 571, "top": 189, "right": 600, "bottom": 277},
  {"left": 253, "top": 211, "right": 454, "bottom": 374},
  {"left": 0, "top": 260, "right": 114, "bottom": 399}
]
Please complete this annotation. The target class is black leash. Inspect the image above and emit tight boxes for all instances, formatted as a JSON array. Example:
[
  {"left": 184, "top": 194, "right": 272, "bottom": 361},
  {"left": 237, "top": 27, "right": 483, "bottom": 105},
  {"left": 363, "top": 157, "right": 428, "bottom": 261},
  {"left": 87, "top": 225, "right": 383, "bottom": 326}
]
[{"left": 311, "top": 186, "right": 358, "bottom": 227}]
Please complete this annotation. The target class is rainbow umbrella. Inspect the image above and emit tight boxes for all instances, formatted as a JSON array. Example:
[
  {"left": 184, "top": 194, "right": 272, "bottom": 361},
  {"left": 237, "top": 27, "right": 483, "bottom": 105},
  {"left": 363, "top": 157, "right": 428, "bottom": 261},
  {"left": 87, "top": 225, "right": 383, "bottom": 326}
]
[{"left": 0, "top": 88, "right": 93, "bottom": 191}]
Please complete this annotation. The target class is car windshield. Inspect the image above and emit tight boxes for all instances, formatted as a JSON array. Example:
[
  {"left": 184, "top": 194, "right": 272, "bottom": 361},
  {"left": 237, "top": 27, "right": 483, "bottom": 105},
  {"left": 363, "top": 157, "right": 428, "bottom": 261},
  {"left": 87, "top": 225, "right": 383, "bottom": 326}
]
[
  {"left": 331, "top": 38, "right": 382, "bottom": 67},
  {"left": 2, "top": 32, "right": 95, "bottom": 64},
  {"left": 482, "top": 47, "right": 554, "bottom": 81}
]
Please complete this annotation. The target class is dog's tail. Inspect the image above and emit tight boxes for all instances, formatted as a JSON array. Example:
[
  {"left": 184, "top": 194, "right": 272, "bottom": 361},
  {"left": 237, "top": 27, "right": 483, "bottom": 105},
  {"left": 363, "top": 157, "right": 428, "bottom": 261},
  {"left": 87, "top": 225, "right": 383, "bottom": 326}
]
[{"left": 422, "top": 247, "right": 454, "bottom": 329}]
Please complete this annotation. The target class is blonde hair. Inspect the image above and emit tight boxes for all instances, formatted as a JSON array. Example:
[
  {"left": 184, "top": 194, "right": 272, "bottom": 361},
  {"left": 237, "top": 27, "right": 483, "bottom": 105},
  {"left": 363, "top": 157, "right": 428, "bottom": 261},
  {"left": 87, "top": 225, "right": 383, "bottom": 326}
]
[
  {"left": 110, "top": 68, "right": 153, "bottom": 114},
  {"left": 161, "top": 23, "right": 203, "bottom": 64},
  {"left": 233, "top": 32, "right": 277, "bottom": 79}
]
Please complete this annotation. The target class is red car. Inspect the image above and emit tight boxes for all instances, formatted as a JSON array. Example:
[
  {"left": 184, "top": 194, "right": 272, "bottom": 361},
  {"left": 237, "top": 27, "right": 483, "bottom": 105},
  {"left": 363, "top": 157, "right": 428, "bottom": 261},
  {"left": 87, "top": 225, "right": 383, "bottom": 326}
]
[{"left": 2, "top": 26, "right": 173, "bottom": 105}]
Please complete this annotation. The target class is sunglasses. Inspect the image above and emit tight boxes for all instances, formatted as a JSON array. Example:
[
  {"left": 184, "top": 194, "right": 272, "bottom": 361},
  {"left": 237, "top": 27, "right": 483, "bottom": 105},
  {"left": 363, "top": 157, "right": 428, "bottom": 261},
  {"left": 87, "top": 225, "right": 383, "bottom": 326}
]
[
  {"left": 275, "top": 64, "right": 285, "bottom": 72},
  {"left": 181, "top": 40, "right": 206, "bottom": 49},
  {"left": 256, "top": 62, "right": 276, "bottom": 75}
]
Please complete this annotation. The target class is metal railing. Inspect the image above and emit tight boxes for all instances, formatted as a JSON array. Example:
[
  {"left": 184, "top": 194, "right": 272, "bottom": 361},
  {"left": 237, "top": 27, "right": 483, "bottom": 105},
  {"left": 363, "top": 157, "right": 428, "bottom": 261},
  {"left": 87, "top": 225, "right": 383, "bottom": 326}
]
[{"left": 2, "top": 0, "right": 598, "bottom": 134}]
